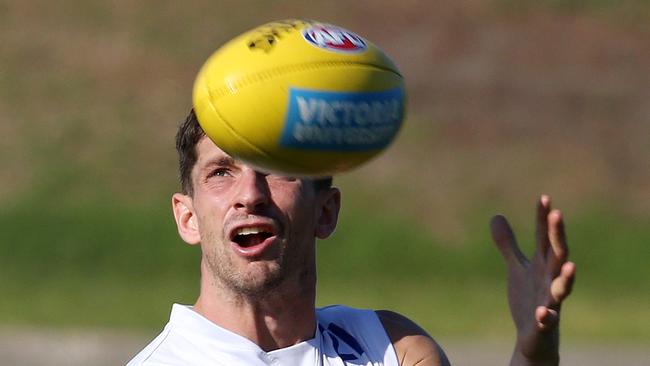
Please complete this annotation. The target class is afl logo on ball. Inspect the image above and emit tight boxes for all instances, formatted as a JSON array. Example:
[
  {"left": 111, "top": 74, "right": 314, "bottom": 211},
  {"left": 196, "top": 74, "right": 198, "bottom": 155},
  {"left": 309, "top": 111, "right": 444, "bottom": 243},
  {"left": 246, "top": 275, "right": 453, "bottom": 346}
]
[{"left": 302, "top": 25, "right": 367, "bottom": 53}]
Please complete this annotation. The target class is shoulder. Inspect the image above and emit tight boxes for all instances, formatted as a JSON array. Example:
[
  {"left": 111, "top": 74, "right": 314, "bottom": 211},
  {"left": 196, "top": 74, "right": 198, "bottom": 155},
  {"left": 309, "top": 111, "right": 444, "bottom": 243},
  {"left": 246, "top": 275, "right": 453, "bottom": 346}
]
[
  {"left": 126, "top": 305, "right": 210, "bottom": 365},
  {"left": 317, "top": 304, "right": 376, "bottom": 321},
  {"left": 126, "top": 329, "right": 170, "bottom": 366},
  {"left": 375, "top": 310, "right": 451, "bottom": 366},
  {"left": 316, "top": 305, "right": 399, "bottom": 364}
]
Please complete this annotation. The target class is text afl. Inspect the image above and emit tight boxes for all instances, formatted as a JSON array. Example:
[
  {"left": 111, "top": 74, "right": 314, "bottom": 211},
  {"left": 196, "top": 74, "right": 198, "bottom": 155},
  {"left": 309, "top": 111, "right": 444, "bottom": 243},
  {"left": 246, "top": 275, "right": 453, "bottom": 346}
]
[{"left": 302, "top": 25, "right": 367, "bottom": 53}]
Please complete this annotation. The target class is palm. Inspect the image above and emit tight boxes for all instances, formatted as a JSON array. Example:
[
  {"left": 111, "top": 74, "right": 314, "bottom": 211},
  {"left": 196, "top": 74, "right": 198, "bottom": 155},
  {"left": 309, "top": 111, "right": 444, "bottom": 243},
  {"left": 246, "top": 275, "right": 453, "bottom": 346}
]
[{"left": 491, "top": 196, "right": 576, "bottom": 364}]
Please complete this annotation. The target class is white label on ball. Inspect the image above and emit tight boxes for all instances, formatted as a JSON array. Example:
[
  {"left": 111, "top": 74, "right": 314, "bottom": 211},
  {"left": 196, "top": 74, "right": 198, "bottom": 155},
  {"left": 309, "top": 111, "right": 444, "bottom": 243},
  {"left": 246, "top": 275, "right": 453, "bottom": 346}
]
[
  {"left": 302, "top": 25, "right": 367, "bottom": 53},
  {"left": 280, "top": 88, "right": 404, "bottom": 151}
]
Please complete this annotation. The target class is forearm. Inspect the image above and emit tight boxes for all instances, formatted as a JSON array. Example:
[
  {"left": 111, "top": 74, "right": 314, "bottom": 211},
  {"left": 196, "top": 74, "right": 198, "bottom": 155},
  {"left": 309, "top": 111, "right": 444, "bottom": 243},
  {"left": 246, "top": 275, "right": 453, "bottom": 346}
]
[{"left": 510, "top": 351, "right": 558, "bottom": 366}]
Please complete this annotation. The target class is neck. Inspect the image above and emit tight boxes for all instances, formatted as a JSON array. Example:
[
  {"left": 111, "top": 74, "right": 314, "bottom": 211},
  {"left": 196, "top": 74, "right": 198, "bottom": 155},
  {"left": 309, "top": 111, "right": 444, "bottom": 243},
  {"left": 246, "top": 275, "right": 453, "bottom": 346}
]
[{"left": 193, "top": 260, "right": 317, "bottom": 352}]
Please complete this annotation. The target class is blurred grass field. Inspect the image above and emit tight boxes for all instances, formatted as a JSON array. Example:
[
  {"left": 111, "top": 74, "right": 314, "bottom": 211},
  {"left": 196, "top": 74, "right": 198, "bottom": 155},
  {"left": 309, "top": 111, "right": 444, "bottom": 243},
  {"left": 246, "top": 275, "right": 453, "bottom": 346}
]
[
  {"left": 1, "top": 198, "right": 649, "bottom": 341},
  {"left": 1, "top": 0, "right": 649, "bottom": 346}
]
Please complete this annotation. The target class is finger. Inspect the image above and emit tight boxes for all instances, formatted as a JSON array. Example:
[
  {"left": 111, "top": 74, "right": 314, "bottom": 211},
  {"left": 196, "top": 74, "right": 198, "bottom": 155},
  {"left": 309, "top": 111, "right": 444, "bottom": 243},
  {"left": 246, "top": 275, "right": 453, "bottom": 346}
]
[
  {"left": 547, "top": 209, "right": 568, "bottom": 272},
  {"left": 535, "top": 306, "right": 559, "bottom": 331},
  {"left": 535, "top": 195, "right": 551, "bottom": 259},
  {"left": 490, "top": 215, "right": 529, "bottom": 268},
  {"left": 549, "top": 261, "right": 576, "bottom": 306}
]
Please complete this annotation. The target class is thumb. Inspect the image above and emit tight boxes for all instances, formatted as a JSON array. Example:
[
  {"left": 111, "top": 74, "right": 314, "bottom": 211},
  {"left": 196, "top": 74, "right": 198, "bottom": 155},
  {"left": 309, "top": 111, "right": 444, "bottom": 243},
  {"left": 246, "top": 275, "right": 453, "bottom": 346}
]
[{"left": 491, "top": 215, "right": 528, "bottom": 268}]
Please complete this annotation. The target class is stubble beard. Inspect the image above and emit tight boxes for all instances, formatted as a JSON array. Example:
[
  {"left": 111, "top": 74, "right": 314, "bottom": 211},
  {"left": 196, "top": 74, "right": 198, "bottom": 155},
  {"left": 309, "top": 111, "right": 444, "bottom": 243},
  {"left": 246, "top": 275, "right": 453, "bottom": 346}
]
[{"left": 204, "top": 231, "right": 293, "bottom": 300}]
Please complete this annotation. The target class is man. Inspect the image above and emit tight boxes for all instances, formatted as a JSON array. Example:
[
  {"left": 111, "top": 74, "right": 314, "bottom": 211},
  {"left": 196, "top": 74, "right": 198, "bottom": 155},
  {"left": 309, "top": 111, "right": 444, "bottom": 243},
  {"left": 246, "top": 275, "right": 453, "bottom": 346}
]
[{"left": 127, "top": 110, "right": 576, "bottom": 365}]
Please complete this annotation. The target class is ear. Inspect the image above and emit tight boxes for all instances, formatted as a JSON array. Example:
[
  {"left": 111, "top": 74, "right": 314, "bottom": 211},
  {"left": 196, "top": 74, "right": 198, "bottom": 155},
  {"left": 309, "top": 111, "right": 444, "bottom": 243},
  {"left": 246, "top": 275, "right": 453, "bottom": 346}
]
[
  {"left": 315, "top": 187, "right": 341, "bottom": 239},
  {"left": 172, "top": 193, "right": 201, "bottom": 245}
]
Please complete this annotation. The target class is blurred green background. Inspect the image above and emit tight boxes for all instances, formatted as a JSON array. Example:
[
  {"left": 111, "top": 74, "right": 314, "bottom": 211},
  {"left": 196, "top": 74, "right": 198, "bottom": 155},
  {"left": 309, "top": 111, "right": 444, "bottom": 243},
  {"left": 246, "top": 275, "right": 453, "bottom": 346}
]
[{"left": 1, "top": 0, "right": 649, "bottom": 351}]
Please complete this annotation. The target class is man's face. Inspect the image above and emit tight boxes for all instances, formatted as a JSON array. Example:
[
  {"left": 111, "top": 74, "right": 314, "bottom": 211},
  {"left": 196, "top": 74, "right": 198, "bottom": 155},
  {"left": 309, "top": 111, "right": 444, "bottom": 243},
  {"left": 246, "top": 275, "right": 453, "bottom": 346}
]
[{"left": 176, "top": 137, "right": 338, "bottom": 297}]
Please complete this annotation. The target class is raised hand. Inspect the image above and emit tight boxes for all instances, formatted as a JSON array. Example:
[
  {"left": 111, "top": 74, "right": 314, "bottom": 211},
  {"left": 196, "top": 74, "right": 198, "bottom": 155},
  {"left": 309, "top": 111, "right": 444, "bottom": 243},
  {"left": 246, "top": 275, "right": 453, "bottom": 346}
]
[{"left": 490, "top": 195, "right": 576, "bottom": 366}]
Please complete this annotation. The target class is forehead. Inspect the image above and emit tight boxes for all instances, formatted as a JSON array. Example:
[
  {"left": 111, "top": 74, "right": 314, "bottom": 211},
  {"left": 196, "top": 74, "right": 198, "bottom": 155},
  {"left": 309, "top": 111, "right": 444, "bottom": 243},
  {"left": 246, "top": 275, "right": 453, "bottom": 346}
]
[{"left": 194, "top": 136, "right": 233, "bottom": 166}]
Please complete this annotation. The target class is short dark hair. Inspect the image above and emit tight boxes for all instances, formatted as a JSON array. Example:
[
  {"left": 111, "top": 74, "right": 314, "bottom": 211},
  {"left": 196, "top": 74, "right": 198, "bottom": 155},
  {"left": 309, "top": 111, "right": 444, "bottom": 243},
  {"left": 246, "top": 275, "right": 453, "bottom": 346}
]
[{"left": 175, "top": 109, "right": 332, "bottom": 195}]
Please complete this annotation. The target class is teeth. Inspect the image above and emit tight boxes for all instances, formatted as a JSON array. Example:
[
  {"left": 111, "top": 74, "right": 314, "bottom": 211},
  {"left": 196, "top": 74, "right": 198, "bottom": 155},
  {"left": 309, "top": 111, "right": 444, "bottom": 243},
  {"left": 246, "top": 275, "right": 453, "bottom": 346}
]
[{"left": 236, "top": 227, "right": 267, "bottom": 236}]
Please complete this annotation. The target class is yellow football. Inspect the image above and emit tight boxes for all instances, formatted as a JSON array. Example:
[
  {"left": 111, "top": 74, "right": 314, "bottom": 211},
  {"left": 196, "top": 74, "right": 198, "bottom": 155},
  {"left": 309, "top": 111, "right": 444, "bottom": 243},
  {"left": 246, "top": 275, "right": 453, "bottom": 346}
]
[{"left": 192, "top": 19, "right": 405, "bottom": 176}]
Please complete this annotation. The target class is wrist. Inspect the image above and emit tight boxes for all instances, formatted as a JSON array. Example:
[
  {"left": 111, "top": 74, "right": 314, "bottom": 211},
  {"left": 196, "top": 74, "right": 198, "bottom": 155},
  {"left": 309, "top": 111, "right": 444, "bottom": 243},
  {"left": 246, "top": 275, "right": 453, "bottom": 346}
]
[{"left": 510, "top": 342, "right": 559, "bottom": 366}]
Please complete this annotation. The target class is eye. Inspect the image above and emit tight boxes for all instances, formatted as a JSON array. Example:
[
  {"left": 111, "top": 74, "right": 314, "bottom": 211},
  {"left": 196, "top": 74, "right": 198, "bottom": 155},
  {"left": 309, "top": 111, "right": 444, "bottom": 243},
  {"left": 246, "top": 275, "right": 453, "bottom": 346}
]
[{"left": 207, "top": 168, "right": 231, "bottom": 178}]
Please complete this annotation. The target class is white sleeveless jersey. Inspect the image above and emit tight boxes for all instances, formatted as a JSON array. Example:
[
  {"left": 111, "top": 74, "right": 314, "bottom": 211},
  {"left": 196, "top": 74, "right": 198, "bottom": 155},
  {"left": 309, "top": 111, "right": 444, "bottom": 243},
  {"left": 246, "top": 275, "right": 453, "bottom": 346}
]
[{"left": 127, "top": 304, "right": 399, "bottom": 366}]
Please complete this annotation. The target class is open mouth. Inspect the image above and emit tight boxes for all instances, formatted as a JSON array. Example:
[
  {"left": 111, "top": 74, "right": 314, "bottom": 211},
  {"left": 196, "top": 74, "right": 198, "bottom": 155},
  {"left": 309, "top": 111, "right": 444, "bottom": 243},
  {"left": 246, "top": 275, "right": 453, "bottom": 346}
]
[{"left": 232, "top": 226, "right": 275, "bottom": 248}]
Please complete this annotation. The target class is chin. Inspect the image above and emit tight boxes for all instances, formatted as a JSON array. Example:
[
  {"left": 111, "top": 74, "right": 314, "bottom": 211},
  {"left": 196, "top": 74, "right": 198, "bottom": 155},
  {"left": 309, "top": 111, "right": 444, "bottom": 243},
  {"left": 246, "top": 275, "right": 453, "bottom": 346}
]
[{"left": 231, "top": 262, "right": 287, "bottom": 297}]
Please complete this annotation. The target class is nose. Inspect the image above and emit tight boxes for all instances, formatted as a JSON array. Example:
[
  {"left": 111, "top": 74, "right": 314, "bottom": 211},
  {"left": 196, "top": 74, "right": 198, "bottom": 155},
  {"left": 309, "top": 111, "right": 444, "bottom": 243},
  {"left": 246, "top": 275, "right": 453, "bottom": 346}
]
[{"left": 233, "top": 168, "right": 270, "bottom": 212}]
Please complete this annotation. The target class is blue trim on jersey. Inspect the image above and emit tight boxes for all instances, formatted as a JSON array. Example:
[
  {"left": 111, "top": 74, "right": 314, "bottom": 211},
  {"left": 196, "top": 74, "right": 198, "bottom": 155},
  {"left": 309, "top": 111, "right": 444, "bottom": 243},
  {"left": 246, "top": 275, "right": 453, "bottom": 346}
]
[{"left": 319, "top": 322, "right": 365, "bottom": 361}]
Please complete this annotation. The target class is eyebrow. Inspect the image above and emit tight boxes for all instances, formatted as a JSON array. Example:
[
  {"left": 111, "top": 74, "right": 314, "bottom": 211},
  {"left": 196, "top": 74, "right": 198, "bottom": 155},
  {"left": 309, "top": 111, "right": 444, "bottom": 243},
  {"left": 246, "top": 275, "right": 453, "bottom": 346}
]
[{"left": 202, "top": 156, "right": 236, "bottom": 170}]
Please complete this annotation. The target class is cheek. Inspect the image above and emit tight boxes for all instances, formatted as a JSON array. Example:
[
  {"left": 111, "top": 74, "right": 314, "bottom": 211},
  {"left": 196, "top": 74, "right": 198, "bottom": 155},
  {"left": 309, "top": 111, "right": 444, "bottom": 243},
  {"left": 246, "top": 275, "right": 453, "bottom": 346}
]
[
  {"left": 284, "top": 197, "right": 320, "bottom": 237},
  {"left": 194, "top": 197, "right": 229, "bottom": 239}
]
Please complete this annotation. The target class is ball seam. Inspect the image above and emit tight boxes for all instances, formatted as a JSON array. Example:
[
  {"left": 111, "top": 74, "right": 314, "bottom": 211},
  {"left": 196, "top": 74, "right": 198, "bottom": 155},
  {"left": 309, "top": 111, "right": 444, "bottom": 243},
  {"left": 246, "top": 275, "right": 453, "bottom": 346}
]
[{"left": 205, "top": 61, "right": 402, "bottom": 100}]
